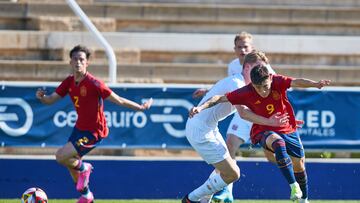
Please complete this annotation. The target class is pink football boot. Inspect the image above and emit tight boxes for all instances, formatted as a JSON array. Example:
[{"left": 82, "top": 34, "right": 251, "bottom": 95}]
[
  {"left": 77, "top": 191, "right": 94, "bottom": 203},
  {"left": 76, "top": 162, "right": 93, "bottom": 192}
]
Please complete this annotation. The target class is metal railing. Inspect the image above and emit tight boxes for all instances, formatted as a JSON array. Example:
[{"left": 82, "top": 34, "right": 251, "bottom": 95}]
[{"left": 66, "top": 0, "right": 117, "bottom": 84}]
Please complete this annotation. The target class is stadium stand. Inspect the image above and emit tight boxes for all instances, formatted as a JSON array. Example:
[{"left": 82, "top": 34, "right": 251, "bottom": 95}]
[{"left": 0, "top": 0, "right": 360, "bottom": 85}]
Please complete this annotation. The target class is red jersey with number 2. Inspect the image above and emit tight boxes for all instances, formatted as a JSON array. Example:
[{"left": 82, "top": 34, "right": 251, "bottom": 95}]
[
  {"left": 226, "top": 74, "right": 297, "bottom": 144},
  {"left": 56, "top": 72, "right": 112, "bottom": 139}
]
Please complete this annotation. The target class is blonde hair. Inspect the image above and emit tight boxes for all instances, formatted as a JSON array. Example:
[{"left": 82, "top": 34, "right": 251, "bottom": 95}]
[
  {"left": 234, "top": 31, "right": 253, "bottom": 45},
  {"left": 243, "top": 50, "right": 269, "bottom": 66}
]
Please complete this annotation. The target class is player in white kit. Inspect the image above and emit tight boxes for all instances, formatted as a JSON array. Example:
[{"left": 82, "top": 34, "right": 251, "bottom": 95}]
[
  {"left": 192, "top": 32, "right": 276, "bottom": 202},
  {"left": 182, "top": 51, "right": 286, "bottom": 203}
]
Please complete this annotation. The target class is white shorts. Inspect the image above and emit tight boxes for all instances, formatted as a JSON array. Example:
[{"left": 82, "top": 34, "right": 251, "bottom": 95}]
[
  {"left": 186, "top": 119, "right": 230, "bottom": 164},
  {"left": 226, "top": 113, "right": 252, "bottom": 143}
]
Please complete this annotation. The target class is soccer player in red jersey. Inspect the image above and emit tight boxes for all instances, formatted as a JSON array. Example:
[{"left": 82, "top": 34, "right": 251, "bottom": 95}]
[
  {"left": 189, "top": 59, "right": 330, "bottom": 203},
  {"left": 36, "top": 45, "right": 153, "bottom": 203}
]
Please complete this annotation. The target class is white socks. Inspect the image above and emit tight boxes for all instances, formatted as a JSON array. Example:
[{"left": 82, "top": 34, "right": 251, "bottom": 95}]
[
  {"left": 189, "top": 173, "right": 227, "bottom": 201},
  {"left": 227, "top": 182, "right": 233, "bottom": 194}
]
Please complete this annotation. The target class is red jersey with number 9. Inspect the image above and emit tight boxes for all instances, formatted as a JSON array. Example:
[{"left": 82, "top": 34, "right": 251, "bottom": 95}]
[
  {"left": 56, "top": 72, "right": 112, "bottom": 139},
  {"left": 226, "top": 74, "right": 297, "bottom": 144}
]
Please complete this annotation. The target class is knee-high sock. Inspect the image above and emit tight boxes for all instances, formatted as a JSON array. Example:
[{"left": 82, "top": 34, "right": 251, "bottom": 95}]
[
  {"left": 188, "top": 173, "right": 228, "bottom": 201},
  {"left": 227, "top": 182, "right": 233, "bottom": 194},
  {"left": 295, "top": 171, "right": 308, "bottom": 199},
  {"left": 80, "top": 186, "right": 89, "bottom": 195},
  {"left": 272, "top": 139, "right": 296, "bottom": 184},
  {"left": 209, "top": 169, "right": 233, "bottom": 193}
]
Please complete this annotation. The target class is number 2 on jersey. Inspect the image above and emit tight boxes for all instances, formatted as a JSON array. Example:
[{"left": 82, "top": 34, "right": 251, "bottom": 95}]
[{"left": 73, "top": 96, "right": 80, "bottom": 108}]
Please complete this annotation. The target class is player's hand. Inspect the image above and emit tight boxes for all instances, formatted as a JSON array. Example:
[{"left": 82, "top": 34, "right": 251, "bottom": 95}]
[
  {"left": 268, "top": 112, "right": 289, "bottom": 127},
  {"left": 192, "top": 88, "right": 207, "bottom": 98},
  {"left": 189, "top": 107, "right": 201, "bottom": 118},
  {"left": 316, "top": 80, "right": 331, "bottom": 89},
  {"left": 295, "top": 120, "right": 304, "bottom": 128},
  {"left": 141, "top": 98, "right": 153, "bottom": 110},
  {"left": 36, "top": 88, "right": 46, "bottom": 100}
]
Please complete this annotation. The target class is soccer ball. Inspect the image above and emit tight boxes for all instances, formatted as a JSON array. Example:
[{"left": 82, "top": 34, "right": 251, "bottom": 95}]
[{"left": 21, "top": 187, "right": 48, "bottom": 203}]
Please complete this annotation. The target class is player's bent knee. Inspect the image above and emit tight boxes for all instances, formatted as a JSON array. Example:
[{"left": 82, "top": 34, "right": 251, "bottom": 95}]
[
  {"left": 227, "top": 146, "right": 238, "bottom": 159},
  {"left": 55, "top": 154, "right": 65, "bottom": 165},
  {"left": 293, "top": 164, "right": 306, "bottom": 172},
  {"left": 234, "top": 165, "right": 241, "bottom": 180},
  {"left": 292, "top": 157, "right": 306, "bottom": 171},
  {"left": 226, "top": 165, "right": 240, "bottom": 182},
  {"left": 55, "top": 150, "right": 68, "bottom": 165}
]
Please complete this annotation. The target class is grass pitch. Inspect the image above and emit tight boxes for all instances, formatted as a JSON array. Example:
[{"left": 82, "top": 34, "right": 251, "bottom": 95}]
[{"left": 2, "top": 199, "right": 360, "bottom": 203}]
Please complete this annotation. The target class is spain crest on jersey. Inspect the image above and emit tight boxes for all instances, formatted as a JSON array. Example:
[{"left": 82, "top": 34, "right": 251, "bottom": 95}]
[
  {"left": 271, "top": 90, "right": 280, "bottom": 100},
  {"left": 80, "top": 86, "right": 87, "bottom": 97}
]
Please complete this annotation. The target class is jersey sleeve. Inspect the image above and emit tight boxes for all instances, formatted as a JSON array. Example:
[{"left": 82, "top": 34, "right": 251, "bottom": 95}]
[
  {"left": 274, "top": 75, "right": 293, "bottom": 91},
  {"left": 97, "top": 80, "right": 112, "bottom": 99},
  {"left": 55, "top": 77, "right": 71, "bottom": 97},
  {"left": 225, "top": 88, "right": 245, "bottom": 105}
]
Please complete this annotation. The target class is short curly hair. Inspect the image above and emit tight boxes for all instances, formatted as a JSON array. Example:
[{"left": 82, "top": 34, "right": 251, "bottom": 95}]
[{"left": 69, "top": 45, "right": 91, "bottom": 59}]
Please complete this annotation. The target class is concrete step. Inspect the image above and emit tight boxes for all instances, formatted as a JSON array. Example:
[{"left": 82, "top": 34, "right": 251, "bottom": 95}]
[
  {"left": 15, "top": 0, "right": 360, "bottom": 7},
  {"left": 94, "top": 0, "right": 360, "bottom": 7},
  {"left": 137, "top": 52, "right": 360, "bottom": 67},
  {"left": 3, "top": 48, "right": 360, "bottom": 67},
  {"left": 2, "top": 15, "right": 360, "bottom": 36},
  {"left": 0, "top": 60, "right": 359, "bottom": 86},
  {"left": 1, "top": 2, "right": 360, "bottom": 35},
  {"left": 0, "top": 31, "right": 359, "bottom": 66}
]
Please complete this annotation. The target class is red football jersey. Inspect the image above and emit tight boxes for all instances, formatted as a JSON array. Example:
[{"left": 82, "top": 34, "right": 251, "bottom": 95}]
[
  {"left": 56, "top": 72, "right": 112, "bottom": 139},
  {"left": 226, "top": 74, "right": 297, "bottom": 144}
]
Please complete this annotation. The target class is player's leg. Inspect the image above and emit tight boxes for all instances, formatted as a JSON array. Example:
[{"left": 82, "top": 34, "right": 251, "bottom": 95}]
[
  {"left": 56, "top": 141, "right": 94, "bottom": 202},
  {"left": 66, "top": 128, "right": 96, "bottom": 191},
  {"left": 183, "top": 121, "right": 240, "bottom": 202},
  {"left": 284, "top": 131, "right": 309, "bottom": 202},
  {"left": 184, "top": 156, "right": 239, "bottom": 202},
  {"left": 55, "top": 142, "right": 80, "bottom": 182},
  {"left": 229, "top": 114, "right": 276, "bottom": 164},
  {"left": 261, "top": 131, "right": 302, "bottom": 201},
  {"left": 263, "top": 148, "right": 276, "bottom": 163},
  {"left": 62, "top": 127, "right": 101, "bottom": 202},
  {"left": 226, "top": 113, "right": 251, "bottom": 159},
  {"left": 212, "top": 115, "right": 249, "bottom": 202},
  {"left": 211, "top": 135, "right": 243, "bottom": 203},
  {"left": 292, "top": 156, "right": 309, "bottom": 203},
  {"left": 226, "top": 134, "right": 245, "bottom": 159}
]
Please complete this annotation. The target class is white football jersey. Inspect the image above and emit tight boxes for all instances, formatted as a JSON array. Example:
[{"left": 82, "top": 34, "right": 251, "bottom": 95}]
[
  {"left": 191, "top": 73, "right": 245, "bottom": 128},
  {"left": 227, "top": 58, "right": 242, "bottom": 76}
]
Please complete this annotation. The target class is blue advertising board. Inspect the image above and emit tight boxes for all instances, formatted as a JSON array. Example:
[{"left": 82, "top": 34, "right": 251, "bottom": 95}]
[
  {"left": 1, "top": 156, "right": 360, "bottom": 200},
  {"left": 1, "top": 82, "right": 360, "bottom": 150}
]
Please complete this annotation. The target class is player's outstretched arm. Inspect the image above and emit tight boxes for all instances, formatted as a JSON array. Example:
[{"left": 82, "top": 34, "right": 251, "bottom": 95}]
[
  {"left": 291, "top": 78, "right": 331, "bottom": 89},
  {"left": 236, "top": 105, "right": 289, "bottom": 127},
  {"left": 106, "top": 92, "right": 153, "bottom": 111},
  {"left": 189, "top": 95, "right": 228, "bottom": 118},
  {"left": 36, "top": 88, "right": 62, "bottom": 105}
]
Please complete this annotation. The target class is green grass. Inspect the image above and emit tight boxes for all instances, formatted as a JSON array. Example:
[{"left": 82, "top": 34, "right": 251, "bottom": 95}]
[{"left": 3, "top": 200, "right": 360, "bottom": 203}]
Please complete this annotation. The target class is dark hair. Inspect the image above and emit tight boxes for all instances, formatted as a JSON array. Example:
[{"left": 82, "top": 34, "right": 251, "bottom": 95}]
[
  {"left": 250, "top": 64, "right": 270, "bottom": 85},
  {"left": 69, "top": 45, "right": 91, "bottom": 59}
]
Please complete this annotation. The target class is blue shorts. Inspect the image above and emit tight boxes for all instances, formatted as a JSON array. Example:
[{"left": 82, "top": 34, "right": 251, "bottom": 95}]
[
  {"left": 68, "top": 127, "right": 102, "bottom": 157},
  {"left": 258, "top": 131, "right": 304, "bottom": 158}
]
